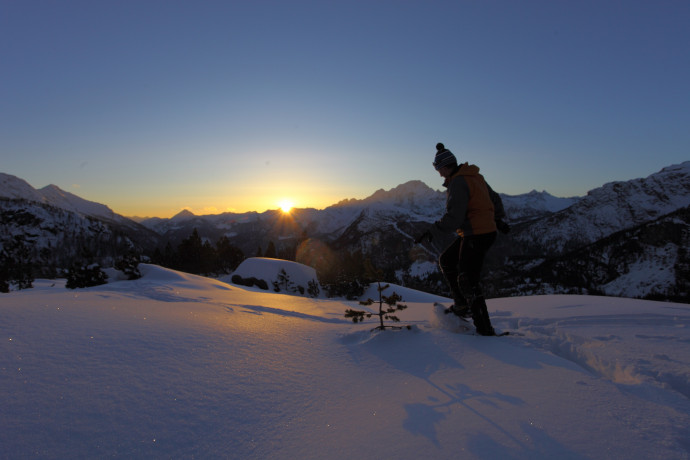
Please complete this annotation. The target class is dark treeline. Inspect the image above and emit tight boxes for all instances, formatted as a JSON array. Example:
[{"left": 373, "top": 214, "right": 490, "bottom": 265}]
[
  {"left": 2, "top": 226, "right": 447, "bottom": 300},
  {"left": 151, "top": 229, "right": 245, "bottom": 276}
]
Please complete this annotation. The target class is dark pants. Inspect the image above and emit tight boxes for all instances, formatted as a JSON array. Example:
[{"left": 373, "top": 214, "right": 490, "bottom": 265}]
[
  {"left": 439, "top": 231, "right": 497, "bottom": 297},
  {"left": 439, "top": 231, "right": 497, "bottom": 335}
]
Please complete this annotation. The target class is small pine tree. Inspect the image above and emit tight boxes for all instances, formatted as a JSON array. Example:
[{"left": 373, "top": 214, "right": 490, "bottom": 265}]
[
  {"left": 344, "top": 282, "right": 410, "bottom": 331},
  {"left": 307, "top": 279, "right": 320, "bottom": 298},
  {"left": 273, "top": 268, "right": 296, "bottom": 293},
  {"left": 66, "top": 263, "right": 108, "bottom": 289},
  {"left": 114, "top": 253, "right": 142, "bottom": 280}
]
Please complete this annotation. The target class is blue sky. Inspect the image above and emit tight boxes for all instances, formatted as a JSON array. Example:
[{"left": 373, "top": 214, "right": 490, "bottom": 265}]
[{"left": 2, "top": 0, "right": 688, "bottom": 217}]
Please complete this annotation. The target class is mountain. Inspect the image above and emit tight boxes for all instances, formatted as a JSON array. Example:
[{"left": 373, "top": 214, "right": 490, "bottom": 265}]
[
  {"left": 0, "top": 173, "right": 45, "bottom": 202},
  {"left": 0, "top": 173, "right": 161, "bottom": 275},
  {"left": 481, "top": 162, "right": 689, "bottom": 301},
  {"left": 491, "top": 205, "right": 690, "bottom": 302},
  {"left": 2, "top": 162, "right": 689, "bottom": 303},
  {"left": 513, "top": 162, "right": 690, "bottom": 255},
  {"left": 0, "top": 173, "right": 119, "bottom": 221},
  {"left": 501, "top": 190, "right": 579, "bottom": 223},
  {"left": 38, "top": 184, "right": 119, "bottom": 221},
  {"left": 141, "top": 180, "right": 570, "bottom": 259}
]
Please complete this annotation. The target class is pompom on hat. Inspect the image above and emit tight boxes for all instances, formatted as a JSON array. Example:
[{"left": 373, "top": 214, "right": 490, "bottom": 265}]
[{"left": 432, "top": 143, "right": 457, "bottom": 170}]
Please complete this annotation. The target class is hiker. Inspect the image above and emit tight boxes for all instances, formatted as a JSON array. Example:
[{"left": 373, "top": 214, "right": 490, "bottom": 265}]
[{"left": 416, "top": 143, "right": 509, "bottom": 336}]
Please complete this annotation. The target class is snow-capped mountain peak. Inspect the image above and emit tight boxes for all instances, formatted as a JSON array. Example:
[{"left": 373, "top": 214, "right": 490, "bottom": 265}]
[
  {"left": 501, "top": 189, "right": 580, "bottom": 222},
  {"left": 0, "top": 173, "right": 118, "bottom": 221},
  {"left": 516, "top": 161, "right": 690, "bottom": 253},
  {"left": 333, "top": 180, "right": 444, "bottom": 220},
  {"left": 38, "top": 184, "right": 117, "bottom": 221},
  {"left": 364, "top": 180, "right": 440, "bottom": 203},
  {"left": 0, "top": 173, "right": 45, "bottom": 202}
]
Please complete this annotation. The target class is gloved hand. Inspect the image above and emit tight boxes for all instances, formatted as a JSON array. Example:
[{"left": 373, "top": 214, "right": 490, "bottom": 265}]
[
  {"left": 495, "top": 219, "right": 511, "bottom": 234},
  {"left": 414, "top": 230, "right": 433, "bottom": 244}
]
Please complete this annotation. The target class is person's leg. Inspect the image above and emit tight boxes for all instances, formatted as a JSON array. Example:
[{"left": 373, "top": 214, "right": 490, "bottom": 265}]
[
  {"left": 459, "top": 232, "right": 497, "bottom": 335},
  {"left": 438, "top": 237, "right": 468, "bottom": 312}
]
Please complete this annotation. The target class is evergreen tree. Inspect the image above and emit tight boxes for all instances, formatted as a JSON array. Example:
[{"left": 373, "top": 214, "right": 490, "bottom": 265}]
[
  {"left": 307, "top": 279, "right": 320, "bottom": 298},
  {"left": 321, "top": 249, "right": 368, "bottom": 299},
  {"left": 163, "top": 241, "right": 177, "bottom": 268},
  {"left": 0, "top": 252, "right": 10, "bottom": 293},
  {"left": 114, "top": 252, "right": 142, "bottom": 280},
  {"left": 200, "top": 240, "right": 216, "bottom": 275},
  {"left": 177, "top": 228, "right": 205, "bottom": 274},
  {"left": 216, "top": 236, "right": 245, "bottom": 273},
  {"left": 0, "top": 236, "right": 35, "bottom": 291},
  {"left": 66, "top": 263, "right": 108, "bottom": 289},
  {"left": 272, "top": 268, "right": 296, "bottom": 293},
  {"left": 345, "top": 282, "right": 410, "bottom": 331},
  {"left": 264, "top": 241, "right": 277, "bottom": 259}
]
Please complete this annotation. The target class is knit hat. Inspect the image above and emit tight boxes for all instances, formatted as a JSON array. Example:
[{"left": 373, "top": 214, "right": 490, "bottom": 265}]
[{"left": 432, "top": 143, "right": 457, "bottom": 170}]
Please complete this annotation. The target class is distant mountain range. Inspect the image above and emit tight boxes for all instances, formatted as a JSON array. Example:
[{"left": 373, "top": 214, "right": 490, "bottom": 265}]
[
  {"left": 1, "top": 161, "right": 689, "bottom": 302},
  {"left": 0, "top": 173, "right": 160, "bottom": 275}
]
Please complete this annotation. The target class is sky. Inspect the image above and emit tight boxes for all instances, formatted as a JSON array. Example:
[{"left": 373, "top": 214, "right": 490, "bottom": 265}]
[{"left": 1, "top": 0, "right": 689, "bottom": 218}]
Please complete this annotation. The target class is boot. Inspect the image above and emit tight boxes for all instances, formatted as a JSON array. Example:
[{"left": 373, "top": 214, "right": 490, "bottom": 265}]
[
  {"left": 449, "top": 297, "right": 471, "bottom": 318},
  {"left": 470, "top": 295, "right": 496, "bottom": 336},
  {"left": 451, "top": 274, "right": 471, "bottom": 318},
  {"left": 441, "top": 270, "right": 470, "bottom": 317}
]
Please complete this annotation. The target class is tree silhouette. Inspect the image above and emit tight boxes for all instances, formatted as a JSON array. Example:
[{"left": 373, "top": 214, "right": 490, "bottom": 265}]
[
  {"left": 345, "top": 282, "right": 410, "bottom": 331},
  {"left": 264, "top": 241, "right": 277, "bottom": 259},
  {"left": 216, "top": 236, "right": 244, "bottom": 272}
]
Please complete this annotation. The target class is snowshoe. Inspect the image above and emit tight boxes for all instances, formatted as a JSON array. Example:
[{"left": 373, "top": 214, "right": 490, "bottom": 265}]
[{"left": 445, "top": 304, "right": 472, "bottom": 320}]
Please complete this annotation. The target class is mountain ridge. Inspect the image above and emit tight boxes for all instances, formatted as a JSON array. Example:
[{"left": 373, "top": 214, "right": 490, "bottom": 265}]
[
  {"left": 0, "top": 173, "right": 122, "bottom": 222},
  {"left": 2, "top": 162, "right": 689, "bottom": 302}
]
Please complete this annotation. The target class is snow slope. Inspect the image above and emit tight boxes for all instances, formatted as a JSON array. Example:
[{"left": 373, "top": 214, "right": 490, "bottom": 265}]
[
  {"left": 1, "top": 262, "right": 689, "bottom": 459},
  {"left": 0, "top": 172, "right": 120, "bottom": 221}
]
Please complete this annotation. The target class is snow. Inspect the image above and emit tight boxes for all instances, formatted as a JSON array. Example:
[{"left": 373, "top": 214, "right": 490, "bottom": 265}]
[
  {"left": 0, "top": 172, "right": 118, "bottom": 221},
  {"left": 228, "top": 257, "right": 321, "bottom": 293},
  {"left": 501, "top": 189, "right": 580, "bottom": 216},
  {"left": 407, "top": 260, "right": 439, "bottom": 278},
  {"left": 0, "top": 173, "right": 45, "bottom": 202},
  {"left": 601, "top": 244, "right": 678, "bottom": 298},
  {"left": 1, "top": 261, "right": 689, "bottom": 459}
]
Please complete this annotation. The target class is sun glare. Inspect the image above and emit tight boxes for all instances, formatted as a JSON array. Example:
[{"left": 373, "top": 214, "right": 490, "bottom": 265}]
[{"left": 278, "top": 200, "right": 294, "bottom": 214}]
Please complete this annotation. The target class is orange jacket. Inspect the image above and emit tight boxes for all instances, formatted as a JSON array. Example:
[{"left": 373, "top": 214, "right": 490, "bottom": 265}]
[{"left": 436, "top": 163, "right": 505, "bottom": 236}]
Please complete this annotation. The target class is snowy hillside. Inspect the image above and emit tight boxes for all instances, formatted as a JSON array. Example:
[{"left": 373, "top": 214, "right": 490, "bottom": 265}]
[
  {"left": 1, "top": 260, "right": 688, "bottom": 459},
  {"left": 516, "top": 161, "right": 690, "bottom": 253},
  {"left": 0, "top": 172, "right": 120, "bottom": 221},
  {"left": 0, "top": 173, "right": 45, "bottom": 202},
  {"left": 3, "top": 164, "right": 689, "bottom": 302},
  {"left": 0, "top": 174, "right": 162, "bottom": 274},
  {"left": 38, "top": 184, "right": 118, "bottom": 221},
  {"left": 500, "top": 190, "right": 580, "bottom": 223}
]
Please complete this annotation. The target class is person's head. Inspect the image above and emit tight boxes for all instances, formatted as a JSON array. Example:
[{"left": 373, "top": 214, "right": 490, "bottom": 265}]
[{"left": 432, "top": 143, "right": 457, "bottom": 178}]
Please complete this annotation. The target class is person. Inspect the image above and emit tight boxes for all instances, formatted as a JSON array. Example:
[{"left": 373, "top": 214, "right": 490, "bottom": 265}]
[{"left": 416, "top": 143, "right": 508, "bottom": 336}]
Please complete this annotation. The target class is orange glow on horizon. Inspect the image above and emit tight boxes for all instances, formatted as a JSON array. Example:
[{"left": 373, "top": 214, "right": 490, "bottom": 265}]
[{"left": 278, "top": 199, "right": 295, "bottom": 214}]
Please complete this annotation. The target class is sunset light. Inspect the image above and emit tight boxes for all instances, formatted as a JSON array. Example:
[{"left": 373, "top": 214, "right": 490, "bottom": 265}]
[
  {"left": 2, "top": 1, "right": 688, "bottom": 219},
  {"left": 278, "top": 200, "right": 294, "bottom": 214}
]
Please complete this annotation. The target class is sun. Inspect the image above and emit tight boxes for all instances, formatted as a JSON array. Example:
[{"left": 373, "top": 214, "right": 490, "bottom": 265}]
[{"left": 278, "top": 199, "right": 294, "bottom": 214}]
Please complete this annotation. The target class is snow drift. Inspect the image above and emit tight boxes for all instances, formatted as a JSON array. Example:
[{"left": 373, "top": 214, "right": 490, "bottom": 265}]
[{"left": 1, "top": 261, "right": 689, "bottom": 459}]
